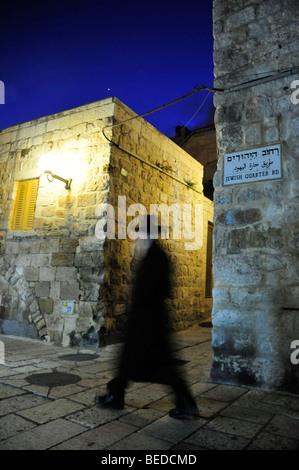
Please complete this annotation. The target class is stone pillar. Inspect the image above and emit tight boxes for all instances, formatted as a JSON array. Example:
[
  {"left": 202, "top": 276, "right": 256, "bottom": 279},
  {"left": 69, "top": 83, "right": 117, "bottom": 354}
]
[{"left": 211, "top": 0, "right": 299, "bottom": 392}]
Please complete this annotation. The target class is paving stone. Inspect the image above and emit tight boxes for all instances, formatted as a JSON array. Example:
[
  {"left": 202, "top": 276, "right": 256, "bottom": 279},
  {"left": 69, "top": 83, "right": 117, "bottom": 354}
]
[
  {"left": 21, "top": 383, "right": 50, "bottom": 398},
  {"left": 206, "top": 415, "right": 263, "bottom": 439},
  {"left": 248, "top": 432, "right": 299, "bottom": 450},
  {"left": 139, "top": 414, "right": 205, "bottom": 444},
  {"left": 0, "top": 383, "right": 26, "bottom": 399},
  {"left": 147, "top": 395, "right": 176, "bottom": 413},
  {"left": 0, "top": 418, "right": 85, "bottom": 450},
  {"left": 201, "top": 384, "right": 247, "bottom": 402},
  {"left": 119, "top": 408, "right": 166, "bottom": 428},
  {"left": 1, "top": 326, "right": 299, "bottom": 451},
  {"left": 0, "top": 367, "right": 22, "bottom": 379},
  {"left": 232, "top": 389, "right": 268, "bottom": 407},
  {"left": 220, "top": 404, "right": 273, "bottom": 424},
  {"left": 58, "top": 386, "right": 100, "bottom": 405},
  {"left": 125, "top": 385, "right": 169, "bottom": 408},
  {"left": 0, "top": 374, "right": 30, "bottom": 388},
  {"left": 4, "top": 358, "right": 42, "bottom": 367},
  {"left": 172, "top": 442, "right": 206, "bottom": 451},
  {"left": 51, "top": 421, "right": 138, "bottom": 450},
  {"left": 76, "top": 377, "right": 107, "bottom": 388},
  {"left": 6, "top": 365, "right": 42, "bottom": 375},
  {"left": 66, "top": 404, "right": 133, "bottom": 429},
  {"left": 263, "top": 415, "right": 299, "bottom": 440},
  {"left": 194, "top": 397, "right": 228, "bottom": 418},
  {"left": 171, "top": 442, "right": 206, "bottom": 454},
  {"left": 184, "top": 427, "right": 250, "bottom": 450},
  {"left": 47, "top": 383, "right": 88, "bottom": 399},
  {"left": 17, "top": 398, "right": 86, "bottom": 424},
  {"left": 190, "top": 382, "right": 217, "bottom": 397},
  {"left": 34, "top": 361, "right": 62, "bottom": 369},
  {"left": 0, "top": 414, "right": 36, "bottom": 441},
  {"left": 0, "top": 394, "right": 50, "bottom": 417},
  {"left": 107, "top": 431, "right": 172, "bottom": 450},
  {"left": 262, "top": 392, "right": 299, "bottom": 410}
]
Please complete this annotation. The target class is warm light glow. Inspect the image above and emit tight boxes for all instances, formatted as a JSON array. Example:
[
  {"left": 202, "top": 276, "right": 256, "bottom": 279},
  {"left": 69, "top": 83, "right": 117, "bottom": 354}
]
[
  {"left": 39, "top": 150, "right": 84, "bottom": 179},
  {"left": 39, "top": 152, "right": 62, "bottom": 174},
  {"left": 39, "top": 152, "right": 72, "bottom": 189}
]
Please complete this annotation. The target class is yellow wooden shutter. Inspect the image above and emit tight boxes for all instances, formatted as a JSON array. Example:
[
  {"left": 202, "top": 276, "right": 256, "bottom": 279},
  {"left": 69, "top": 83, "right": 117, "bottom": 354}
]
[{"left": 11, "top": 179, "right": 39, "bottom": 230}]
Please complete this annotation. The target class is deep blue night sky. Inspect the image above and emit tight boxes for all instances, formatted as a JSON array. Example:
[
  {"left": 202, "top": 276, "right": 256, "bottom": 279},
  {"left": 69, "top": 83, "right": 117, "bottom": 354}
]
[{"left": 0, "top": 0, "right": 214, "bottom": 137}]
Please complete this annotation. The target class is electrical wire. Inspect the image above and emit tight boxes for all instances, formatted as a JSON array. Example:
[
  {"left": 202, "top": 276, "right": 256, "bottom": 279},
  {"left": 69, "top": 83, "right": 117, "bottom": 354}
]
[
  {"left": 182, "top": 90, "right": 212, "bottom": 129},
  {"left": 102, "top": 64, "right": 298, "bottom": 137},
  {"left": 177, "top": 90, "right": 213, "bottom": 149},
  {"left": 103, "top": 84, "right": 220, "bottom": 134},
  {"left": 101, "top": 64, "right": 298, "bottom": 191}
]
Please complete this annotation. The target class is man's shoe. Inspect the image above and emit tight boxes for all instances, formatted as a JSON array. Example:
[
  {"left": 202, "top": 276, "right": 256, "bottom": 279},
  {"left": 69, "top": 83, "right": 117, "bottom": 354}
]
[
  {"left": 95, "top": 393, "right": 124, "bottom": 410},
  {"left": 169, "top": 406, "right": 200, "bottom": 419}
]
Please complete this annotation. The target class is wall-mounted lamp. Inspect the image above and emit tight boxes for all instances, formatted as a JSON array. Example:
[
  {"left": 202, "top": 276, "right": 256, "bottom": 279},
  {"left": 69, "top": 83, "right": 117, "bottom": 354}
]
[
  {"left": 39, "top": 153, "right": 72, "bottom": 190},
  {"left": 44, "top": 170, "right": 72, "bottom": 190}
]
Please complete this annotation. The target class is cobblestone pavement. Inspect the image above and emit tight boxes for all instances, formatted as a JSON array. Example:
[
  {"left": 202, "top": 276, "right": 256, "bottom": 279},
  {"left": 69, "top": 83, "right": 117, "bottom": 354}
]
[{"left": 0, "top": 325, "right": 299, "bottom": 451}]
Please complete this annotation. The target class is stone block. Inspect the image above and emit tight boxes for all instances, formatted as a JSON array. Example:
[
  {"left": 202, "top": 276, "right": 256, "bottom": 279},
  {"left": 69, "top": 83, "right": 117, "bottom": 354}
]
[
  {"left": 49, "top": 281, "right": 60, "bottom": 300},
  {"left": 35, "top": 282, "right": 50, "bottom": 297},
  {"left": 19, "top": 240, "right": 41, "bottom": 254},
  {"left": 213, "top": 254, "right": 262, "bottom": 285},
  {"left": 39, "top": 267, "right": 56, "bottom": 281},
  {"left": 80, "top": 267, "right": 105, "bottom": 282},
  {"left": 79, "top": 236, "right": 104, "bottom": 252},
  {"left": 4, "top": 241, "right": 20, "bottom": 254},
  {"left": 58, "top": 195, "right": 76, "bottom": 207},
  {"left": 35, "top": 317, "right": 46, "bottom": 331},
  {"left": 79, "top": 281, "right": 100, "bottom": 301},
  {"left": 31, "top": 254, "right": 51, "bottom": 267},
  {"left": 75, "top": 251, "right": 104, "bottom": 268},
  {"left": 15, "top": 255, "right": 31, "bottom": 267},
  {"left": 23, "top": 267, "right": 39, "bottom": 282},
  {"left": 56, "top": 267, "right": 78, "bottom": 281},
  {"left": 59, "top": 238, "right": 79, "bottom": 253},
  {"left": 217, "top": 208, "right": 262, "bottom": 226},
  {"left": 244, "top": 123, "right": 261, "bottom": 145},
  {"left": 51, "top": 253, "right": 74, "bottom": 266},
  {"left": 38, "top": 298, "right": 54, "bottom": 314},
  {"left": 77, "top": 193, "right": 96, "bottom": 207},
  {"left": 17, "top": 398, "right": 85, "bottom": 425},
  {"left": 60, "top": 282, "right": 79, "bottom": 300},
  {"left": 29, "top": 300, "right": 40, "bottom": 314}
]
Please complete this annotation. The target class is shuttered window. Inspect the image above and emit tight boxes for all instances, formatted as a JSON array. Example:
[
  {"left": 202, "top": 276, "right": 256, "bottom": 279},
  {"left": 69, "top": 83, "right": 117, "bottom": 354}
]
[{"left": 11, "top": 179, "right": 39, "bottom": 230}]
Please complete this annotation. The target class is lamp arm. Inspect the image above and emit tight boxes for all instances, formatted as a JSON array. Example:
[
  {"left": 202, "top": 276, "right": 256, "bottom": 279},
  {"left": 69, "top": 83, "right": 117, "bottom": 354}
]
[{"left": 44, "top": 171, "right": 72, "bottom": 190}]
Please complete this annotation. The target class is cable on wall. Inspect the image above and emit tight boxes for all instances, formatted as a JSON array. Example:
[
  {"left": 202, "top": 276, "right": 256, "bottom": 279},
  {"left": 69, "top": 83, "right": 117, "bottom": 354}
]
[{"left": 101, "top": 68, "right": 299, "bottom": 191}]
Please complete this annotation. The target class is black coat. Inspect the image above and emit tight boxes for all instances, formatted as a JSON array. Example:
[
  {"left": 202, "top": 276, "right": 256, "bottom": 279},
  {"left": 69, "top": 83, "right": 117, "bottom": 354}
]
[{"left": 118, "top": 240, "right": 174, "bottom": 383}]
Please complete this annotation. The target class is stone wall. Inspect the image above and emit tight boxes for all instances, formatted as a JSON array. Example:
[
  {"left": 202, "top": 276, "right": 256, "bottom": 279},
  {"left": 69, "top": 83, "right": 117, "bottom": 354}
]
[
  {"left": 0, "top": 97, "right": 213, "bottom": 347},
  {"left": 172, "top": 124, "right": 217, "bottom": 168},
  {"left": 100, "top": 99, "right": 214, "bottom": 343},
  {"left": 0, "top": 99, "right": 113, "bottom": 346},
  {"left": 171, "top": 124, "right": 217, "bottom": 199},
  {"left": 212, "top": 0, "right": 299, "bottom": 392}
]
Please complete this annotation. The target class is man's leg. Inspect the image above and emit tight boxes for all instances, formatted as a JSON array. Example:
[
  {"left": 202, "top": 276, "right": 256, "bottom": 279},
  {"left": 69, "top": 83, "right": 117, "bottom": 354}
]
[{"left": 162, "top": 362, "right": 200, "bottom": 418}]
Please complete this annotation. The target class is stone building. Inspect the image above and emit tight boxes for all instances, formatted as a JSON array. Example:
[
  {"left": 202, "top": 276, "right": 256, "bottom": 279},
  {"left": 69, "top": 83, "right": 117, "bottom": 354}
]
[
  {"left": 171, "top": 124, "right": 217, "bottom": 200},
  {"left": 212, "top": 0, "right": 299, "bottom": 392},
  {"left": 0, "top": 97, "right": 213, "bottom": 347}
]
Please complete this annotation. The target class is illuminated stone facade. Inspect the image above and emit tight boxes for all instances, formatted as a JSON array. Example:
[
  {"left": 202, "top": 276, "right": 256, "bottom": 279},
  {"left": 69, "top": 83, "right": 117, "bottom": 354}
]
[{"left": 0, "top": 97, "right": 213, "bottom": 347}]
